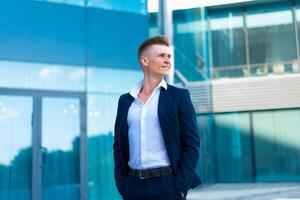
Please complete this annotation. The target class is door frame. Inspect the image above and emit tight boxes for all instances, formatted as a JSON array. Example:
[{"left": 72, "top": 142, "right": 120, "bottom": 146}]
[{"left": 0, "top": 87, "right": 87, "bottom": 200}]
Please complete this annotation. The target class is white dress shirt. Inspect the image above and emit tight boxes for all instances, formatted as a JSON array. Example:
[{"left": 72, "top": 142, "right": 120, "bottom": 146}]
[{"left": 127, "top": 79, "right": 171, "bottom": 169}]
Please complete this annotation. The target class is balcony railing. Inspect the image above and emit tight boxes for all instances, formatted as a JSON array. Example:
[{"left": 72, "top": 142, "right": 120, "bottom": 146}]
[{"left": 213, "top": 60, "right": 300, "bottom": 79}]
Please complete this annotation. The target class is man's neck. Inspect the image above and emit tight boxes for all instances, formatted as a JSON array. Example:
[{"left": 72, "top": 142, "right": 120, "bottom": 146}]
[{"left": 140, "top": 76, "right": 163, "bottom": 95}]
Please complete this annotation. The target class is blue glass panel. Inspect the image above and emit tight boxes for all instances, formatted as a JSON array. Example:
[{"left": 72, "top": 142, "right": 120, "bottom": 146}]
[
  {"left": 214, "top": 112, "right": 254, "bottom": 182},
  {"left": 86, "top": 8, "right": 149, "bottom": 69},
  {"left": 0, "top": 96, "right": 33, "bottom": 200},
  {"left": 42, "top": 97, "right": 80, "bottom": 200},
  {"left": 87, "top": 67, "right": 142, "bottom": 93},
  {"left": 148, "top": 12, "right": 159, "bottom": 37},
  {"left": 253, "top": 110, "right": 300, "bottom": 182},
  {"left": 196, "top": 114, "right": 216, "bottom": 183},
  {"left": 0, "top": 61, "right": 86, "bottom": 91},
  {"left": 173, "top": 8, "right": 210, "bottom": 82},
  {"left": 210, "top": 9, "right": 247, "bottom": 78},
  {"left": 247, "top": 2, "right": 297, "bottom": 75},
  {"left": 0, "top": 0, "right": 86, "bottom": 65},
  {"left": 35, "top": 0, "right": 85, "bottom": 7},
  {"left": 87, "top": 0, "right": 147, "bottom": 15},
  {"left": 87, "top": 94, "right": 121, "bottom": 200}
]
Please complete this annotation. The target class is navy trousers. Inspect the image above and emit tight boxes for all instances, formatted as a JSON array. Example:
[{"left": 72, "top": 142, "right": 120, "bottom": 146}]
[{"left": 121, "top": 174, "right": 187, "bottom": 200}]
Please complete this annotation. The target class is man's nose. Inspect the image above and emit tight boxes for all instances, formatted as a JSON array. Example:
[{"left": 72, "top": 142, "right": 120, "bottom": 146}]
[{"left": 164, "top": 57, "right": 170, "bottom": 63}]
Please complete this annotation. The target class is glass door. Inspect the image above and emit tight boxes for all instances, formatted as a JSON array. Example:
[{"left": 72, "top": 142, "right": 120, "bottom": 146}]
[
  {"left": 41, "top": 97, "right": 82, "bottom": 200},
  {"left": 0, "top": 95, "right": 33, "bottom": 200}
]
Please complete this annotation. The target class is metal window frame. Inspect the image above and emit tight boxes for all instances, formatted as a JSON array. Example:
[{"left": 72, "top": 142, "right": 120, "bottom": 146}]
[{"left": 0, "top": 87, "right": 87, "bottom": 200}]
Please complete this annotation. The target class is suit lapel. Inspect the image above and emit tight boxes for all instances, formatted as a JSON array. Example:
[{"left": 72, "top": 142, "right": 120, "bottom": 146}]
[{"left": 158, "top": 87, "right": 168, "bottom": 140}]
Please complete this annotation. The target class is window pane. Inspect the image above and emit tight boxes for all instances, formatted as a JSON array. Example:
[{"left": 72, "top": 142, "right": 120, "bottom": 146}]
[
  {"left": 173, "top": 8, "right": 209, "bottom": 82},
  {"left": 210, "top": 9, "right": 247, "bottom": 78},
  {"left": 0, "top": 96, "right": 33, "bottom": 200},
  {"left": 253, "top": 109, "right": 300, "bottom": 181},
  {"left": 0, "top": 61, "right": 86, "bottom": 91},
  {"left": 214, "top": 112, "right": 254, "bottom": 182},
  {"left": 196, "top": 114, "right": 215, "bottom": 183},
  {"left": 295, "top": 2, "right": 300, "bottom": 73},
  {"left": 42, "top": 98, "right": 80, "bottom": 200},
  {"left": 87, "top": 67, "right": 142, "bottom": 93},
  {"left": 149, "top": 12, "right": 159, "bottom": 37},
  {"left": 34, "top": 0, "right": 85, "bottom": 7},
  {"left": 87, "top": 94, "right": 121, "bottom": 200},
  {"left": 247, "top": 3, "right": 297, "bottom": 76},
  {"left": 87, "top": 0, "right": 147, "bottom": 15}
]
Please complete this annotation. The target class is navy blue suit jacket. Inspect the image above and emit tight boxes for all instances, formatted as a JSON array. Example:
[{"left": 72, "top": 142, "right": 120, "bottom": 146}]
[{"left": 113, "top": 84, "right": 201, "bottom": 194}]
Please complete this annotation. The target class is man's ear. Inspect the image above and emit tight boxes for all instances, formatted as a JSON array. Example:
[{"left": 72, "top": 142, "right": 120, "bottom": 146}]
[{"left": 140, "top": 56, "right": 148, "bottom": 66}]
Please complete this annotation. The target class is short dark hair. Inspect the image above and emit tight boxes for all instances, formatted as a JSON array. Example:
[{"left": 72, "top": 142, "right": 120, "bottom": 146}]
[{"left": 138, "top": 36, "right": 170, "bottom": 60}]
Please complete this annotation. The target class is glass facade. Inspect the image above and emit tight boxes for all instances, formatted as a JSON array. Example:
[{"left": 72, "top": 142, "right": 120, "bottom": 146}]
[
  {"left": 247, "top": 2, "right": 297, "bottom": 76},
  {"left": 154, "top": 1, "right": 300, "bottom": 80},
  {"left": 149, "top": 8, "right": 211, "bottom": 83},
  {"left": 209, "top": 1, "right": 300, "bottom": 79},
  {"left": 173, "top": 8, "right": 210, "bottom": 82},
  {"left": 0, "top": 0, "right": 147, "bottom": 200},
  {"left": 213, "top": 109, "right": 300, "bottom": 182},
  {"left": 0, "top": 96, "right": 33, "bottom": 200},
  {"left": 210, "top": 9, "right": 247, "bottom": 78}
]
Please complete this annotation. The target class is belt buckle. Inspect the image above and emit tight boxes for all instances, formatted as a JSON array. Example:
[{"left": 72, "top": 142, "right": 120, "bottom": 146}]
[{"left": 139, "top": 170, "right": 146, "bottom": 179}]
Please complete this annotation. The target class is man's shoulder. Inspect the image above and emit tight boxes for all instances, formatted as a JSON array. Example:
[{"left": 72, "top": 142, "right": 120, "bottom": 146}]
[
  {"left": 167, "top": 84, "right": 189, "bottom": 95},
  {"left": 119, "top": 92, "right": 130, "bottom": 98},
  {"left": 119, "top": 92, "right": 130, "bottom": 99},
  {"left": 118, "top": 92, "right": 132, "bottom": 103}
]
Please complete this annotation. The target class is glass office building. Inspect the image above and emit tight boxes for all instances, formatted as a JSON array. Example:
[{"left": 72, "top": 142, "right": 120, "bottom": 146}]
[
  {"left": 149, "top": 0, "right": 300, "bottom": 184},
  {"left": 0, "top": 0, "right": 148, "bottom": 199}
]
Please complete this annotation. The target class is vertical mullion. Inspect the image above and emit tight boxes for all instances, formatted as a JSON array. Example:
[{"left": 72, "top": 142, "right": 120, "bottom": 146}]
[
  {"left": 293, "top": 3, "right": 300, "bottom": 66},
  {"left": 32, "top": 94, "right": 42, "bottom": 200},
  {"left": 243, "top": 9, "right": 251, "bottom": 77},
  {"left": 80, "top": 95, "right": 88, "bottom": 200},
  {"left": 207, "top": 13, "right": 214, "bottom": 80},
  {"left": 249, "top": 112, "right": 257, "bottom": 182}
]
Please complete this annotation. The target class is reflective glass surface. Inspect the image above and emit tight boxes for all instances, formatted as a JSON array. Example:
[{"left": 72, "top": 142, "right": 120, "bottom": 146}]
[
  {"left": 213, "top": 109, "right": 300, "bottom": 182},
  {"left": 253, "top": 110, "right": 300, "bottom": 181},
  {"left": 0, "top": 61, "right": 86, "bottom": 91},
  {"left": 0, "top": 96, "right": 33, "bottom": 200},
  {"left": 214, "top": 113, "right": 253, "bottom": 182},
  {"left": 210, "top": 9, "right": 247, "bottom": 78},
  {"left": 87, "top": 67, "right": 142, "bottom": 93},
  {"left": 196, "top": 114, "right": 215, "bottom": 183},
  {"left": 247, "top": 3, "right": 297, "bottom": 75},
  {"left": 42, "top": 97, "right": 80, "bottom": 200},
  {"left": 34, "top": 0, "right": 85, "bottom": 7},
  {"left": 295, "top": 2, "right": 300, "bottom": 73},
  {"left": 148, "top": 12, "right": 159, "bottom": 37},
  {"left": 173, "top": 8, "right": 210, "bottom": 82},
  {"left": 34, "top": 0, "right": 147, "bottom": 14},
  {"left": 87, "top": 94, "right": 121, "bottom": 200},
  {"left": 207, "top": 2, "right": 300, "bottom": 79},
  {"left": 87, "top": 0, "right": 147, "bottom": 14}
]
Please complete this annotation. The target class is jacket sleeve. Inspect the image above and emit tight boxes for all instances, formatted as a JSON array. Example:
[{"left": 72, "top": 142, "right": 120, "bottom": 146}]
[
  {"left": 113, "top": 96, "right": 127, "bottom": 194},
  {"left": 174, "top": 89, "right": 200, "bottom": 192}
]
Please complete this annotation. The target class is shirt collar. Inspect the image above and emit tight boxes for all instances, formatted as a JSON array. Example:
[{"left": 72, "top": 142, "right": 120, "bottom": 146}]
[{"left": 129, "top": 78, "right": 167, "bottom": 98}]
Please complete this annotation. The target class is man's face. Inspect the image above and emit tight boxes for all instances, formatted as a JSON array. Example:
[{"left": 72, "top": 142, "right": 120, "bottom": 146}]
[{"left": 141, "top": 44, "right": 172, "bottom": 77}]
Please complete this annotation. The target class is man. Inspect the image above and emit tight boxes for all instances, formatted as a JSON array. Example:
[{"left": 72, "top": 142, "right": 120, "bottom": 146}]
[{"left": 113, "top": 36, "right": 201, "bottom": 200}]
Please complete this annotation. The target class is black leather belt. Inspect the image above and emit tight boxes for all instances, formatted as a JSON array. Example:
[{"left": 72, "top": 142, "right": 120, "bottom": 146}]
[{"left": 129, "top": 166, "right": 172, "bottom": 179}]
